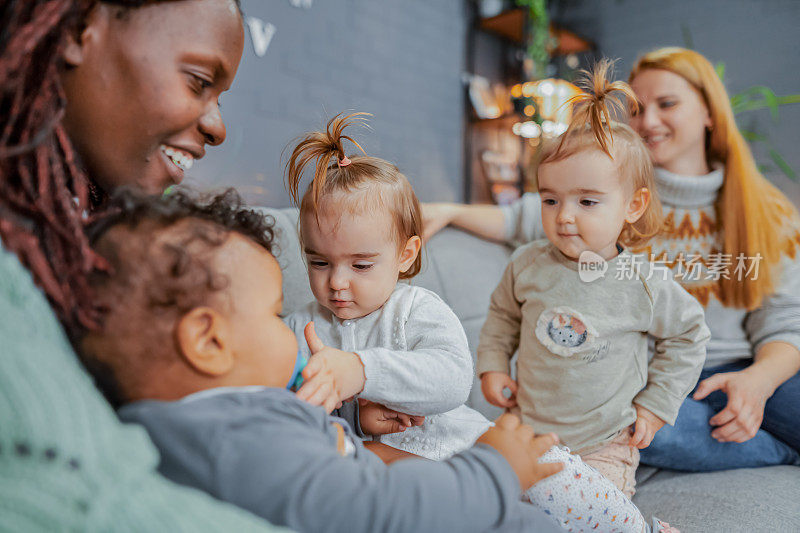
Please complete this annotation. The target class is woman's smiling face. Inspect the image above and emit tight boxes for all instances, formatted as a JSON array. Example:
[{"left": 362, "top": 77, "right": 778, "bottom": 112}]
[
  {"left": 61, "top": 0, "right": 244, "bottom": 195},
  {"left": 629, "top": 68, "right": 712, "bottom": 175}
]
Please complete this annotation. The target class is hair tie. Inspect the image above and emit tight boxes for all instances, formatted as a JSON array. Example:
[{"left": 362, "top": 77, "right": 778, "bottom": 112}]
[{"left": 338, "top": 155, "right": 351, "bottom": 167}]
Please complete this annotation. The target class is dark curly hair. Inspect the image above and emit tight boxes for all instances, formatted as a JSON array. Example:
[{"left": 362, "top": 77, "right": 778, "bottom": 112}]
[
  {"left": 0, "top": 0, "right": 242, "bottom": 333},
  {"left": 85, "top": 187, "right": 276, "bottom": 316},
  {"left": 87, "top": 187, "right": 274, "bottom": 255},
  {"left": 77, "top": 187, "right": 275, "bottom": 405}
]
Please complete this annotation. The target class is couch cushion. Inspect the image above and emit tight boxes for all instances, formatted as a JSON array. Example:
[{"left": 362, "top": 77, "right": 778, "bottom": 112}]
[
  {"left": 257, "top": 207, "right": 315, "bottom": 315},
  {"left": 633, "top": 465, "right": 800, "bottom": 530}
]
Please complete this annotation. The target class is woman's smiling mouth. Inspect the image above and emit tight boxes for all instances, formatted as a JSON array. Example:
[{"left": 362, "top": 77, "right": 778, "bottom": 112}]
[
  {"left": 160, "top": 144, "right": 195, "bottom": 171},
  {"left": 643, "top": 133, "right": 669, "bottom": 147}
]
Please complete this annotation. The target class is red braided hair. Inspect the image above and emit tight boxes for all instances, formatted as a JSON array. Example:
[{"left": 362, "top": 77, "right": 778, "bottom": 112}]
[{"left": 1, "top": 0, "right": 101, "bottom": 329}]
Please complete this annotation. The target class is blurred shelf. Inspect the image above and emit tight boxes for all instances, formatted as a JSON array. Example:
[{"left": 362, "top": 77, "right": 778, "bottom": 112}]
[
  {"left": 478, "top": 9, "right": 594, "bottom": 55},
  {"left": 479, "top": 8, "right": 526, "bottom": 44},
  {"left": 551, "top": 25, "right": 594, "bottom": 55}
]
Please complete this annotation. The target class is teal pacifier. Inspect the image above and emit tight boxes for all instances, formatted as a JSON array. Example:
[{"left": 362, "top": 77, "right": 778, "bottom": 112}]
[{"left": 286, "top": 350, "right": 308, "bottom": 390}]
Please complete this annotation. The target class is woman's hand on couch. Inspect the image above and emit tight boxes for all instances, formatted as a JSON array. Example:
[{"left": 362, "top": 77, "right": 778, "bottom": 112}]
[
  {"left": 693, "top": 368, "right": 773, "bottom": 443},
  {"left": 694, "top": 341, "right": 800, "bottom": 443}
]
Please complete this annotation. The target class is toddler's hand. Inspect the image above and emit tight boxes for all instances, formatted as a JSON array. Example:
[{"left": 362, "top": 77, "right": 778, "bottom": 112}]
[
  {"left": 476, "top": 413, "right": 563, "bottom": 491},
  {"left": 481, "top": 372, "right": 518, "bottom": 408},
  {"left": 629, "top": 404, "right": 666, "bottom": 449},
  {"left": 358, "top": 398, "right": 425, "bottom": 436},
  {"left": 296, "top": 322, "right": 366, "bottom": 413}
]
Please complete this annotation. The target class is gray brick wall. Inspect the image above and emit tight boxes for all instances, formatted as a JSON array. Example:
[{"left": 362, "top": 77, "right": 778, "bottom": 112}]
[
  {"left": 188, "top": 0, "right": 468, "bottom": 207},
  {"left": 187, "top": 1, "right": 799, "bottom": 208}
]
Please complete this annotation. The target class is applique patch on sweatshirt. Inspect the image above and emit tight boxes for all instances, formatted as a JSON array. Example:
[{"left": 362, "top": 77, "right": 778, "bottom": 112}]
[{"left": 535, "top": 307, "right": 609, "bottom": 361}]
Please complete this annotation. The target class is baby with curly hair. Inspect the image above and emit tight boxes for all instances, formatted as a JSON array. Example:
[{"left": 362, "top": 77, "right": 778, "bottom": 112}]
[{"left": 75, "top": 189, "right": 566, "bottom": 533}]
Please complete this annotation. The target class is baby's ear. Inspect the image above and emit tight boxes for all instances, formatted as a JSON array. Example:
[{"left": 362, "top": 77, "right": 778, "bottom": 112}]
[
  {"left": 625, "top": 187, "right": 651, "bottom": 225},
  {"left": 176, "top": 307, "right": 234, "bottom": 376},
  {"left": 399, "top": 235, "right": 422, "bottom": 273}
]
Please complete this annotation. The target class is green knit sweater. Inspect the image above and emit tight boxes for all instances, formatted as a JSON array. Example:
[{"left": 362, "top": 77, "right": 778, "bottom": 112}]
[{"left": 0, "top": 242, "right": 289, "bottom": 532}]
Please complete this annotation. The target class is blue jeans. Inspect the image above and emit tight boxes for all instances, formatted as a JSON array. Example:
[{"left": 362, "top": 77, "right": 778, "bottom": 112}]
[{"left": 640, "top": 361, "right": 800, "bottom": 472}]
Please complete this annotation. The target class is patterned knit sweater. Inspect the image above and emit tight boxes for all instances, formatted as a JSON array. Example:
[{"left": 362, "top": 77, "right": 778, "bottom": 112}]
[
  {"left": 502, "top": 167, "right": 800, "bottom": 367},
  {"left": 0, "top": 241, "right": 288, "bottom": 532}
]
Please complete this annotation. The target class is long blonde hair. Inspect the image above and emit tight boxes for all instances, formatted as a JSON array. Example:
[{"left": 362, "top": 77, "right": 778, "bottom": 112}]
[
  {"left": 284, "top": 112, "right": 423, "bottom": 279},
  {"left": 630, "top": 47, "right": 800, "bottom": 309},
  {"left": 541, "top": 59, "right": 662, "bottom": 249}
]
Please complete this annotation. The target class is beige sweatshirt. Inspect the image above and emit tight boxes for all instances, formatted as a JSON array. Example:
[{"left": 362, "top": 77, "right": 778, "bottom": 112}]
[
  {"left": 501, "top": 169, "right": 800, "bottom": 369},
  {"left": 476, "top": 240, "right": 710, "bottom": 453}
]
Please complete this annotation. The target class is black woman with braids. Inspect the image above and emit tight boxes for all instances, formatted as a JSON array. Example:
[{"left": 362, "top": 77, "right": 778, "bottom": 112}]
[{"left": 0, "top": 1, "right": 285, "bottom": 529}]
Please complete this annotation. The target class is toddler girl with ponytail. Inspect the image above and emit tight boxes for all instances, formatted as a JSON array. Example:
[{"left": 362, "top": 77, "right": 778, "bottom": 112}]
[
  {"left": 285, "top": 110, "right": 676, "bottom": 532},
  {"left": 284, "top": 112, "right": 492, "bottom": 457},
  {"left": 477, "top": 60, "right": 709, "bottom": 525}
]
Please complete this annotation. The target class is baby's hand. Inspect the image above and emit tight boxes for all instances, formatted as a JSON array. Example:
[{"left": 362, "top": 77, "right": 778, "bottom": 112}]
[
  {"left": 358, "top": 399, "right": 425, "bottom": 436},
  {"left": 476, "top": 413, "right": 563, "bottom": 491},
  {"left": 629, "top": 404, "right": 666, "bottom": 449},
  {"left": 480, "top": 372, "right": 518, "bottom": 408},
  {"left": 296, "top": 322, "right": 366, "bottom": 413}
]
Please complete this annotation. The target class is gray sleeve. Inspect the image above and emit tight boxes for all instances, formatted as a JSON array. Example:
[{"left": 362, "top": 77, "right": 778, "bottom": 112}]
[
  {"left": 333, "top": 399, "right": 364, "bottom": 438},
  {"left": 744, "top": 256, "right": 800, "bottom": 354},
  {"left": 214, "top": 405, "right": 531, "bottom": 533},
  {"left": 501, "top": 192, "right": 544, "bottom": 247}
]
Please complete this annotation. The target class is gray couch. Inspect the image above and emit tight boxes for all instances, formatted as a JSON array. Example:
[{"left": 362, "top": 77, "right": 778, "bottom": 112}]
[{"left": 265, "top": 207, "right": 800, "bottom": 533}]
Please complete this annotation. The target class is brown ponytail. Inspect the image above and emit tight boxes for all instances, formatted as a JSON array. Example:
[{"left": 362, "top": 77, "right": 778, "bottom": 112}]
[
  {"left": 285, "top": 112, "right": 369, "bottom": 210},
  {"left": 284, "top": 112, "right": 424, "bottom": 279}
]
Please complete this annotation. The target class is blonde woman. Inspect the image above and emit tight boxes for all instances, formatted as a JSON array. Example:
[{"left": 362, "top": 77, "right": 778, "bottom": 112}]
[{"left": 425, "top": 48, "right": 800, "bottom": 471}]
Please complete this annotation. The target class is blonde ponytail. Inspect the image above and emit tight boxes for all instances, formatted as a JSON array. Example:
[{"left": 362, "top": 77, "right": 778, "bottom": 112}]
[{"left": 565, "top": 58, "right": 639, "bottom": 158}]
